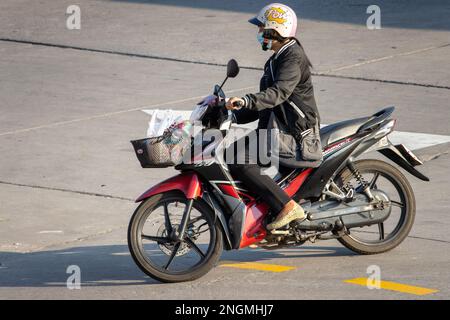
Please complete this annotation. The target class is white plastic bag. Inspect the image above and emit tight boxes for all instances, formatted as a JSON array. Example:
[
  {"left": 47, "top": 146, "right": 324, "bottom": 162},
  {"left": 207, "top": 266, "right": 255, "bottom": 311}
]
[{"left": 142, "top": 109, "right": 183, "bottom": 137}]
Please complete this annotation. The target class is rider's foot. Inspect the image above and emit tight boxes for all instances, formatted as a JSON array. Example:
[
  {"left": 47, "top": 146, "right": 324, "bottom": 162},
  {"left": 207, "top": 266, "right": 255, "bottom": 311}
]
[{"left": 267, "top": 201, "right": 306, "bottom": 230}]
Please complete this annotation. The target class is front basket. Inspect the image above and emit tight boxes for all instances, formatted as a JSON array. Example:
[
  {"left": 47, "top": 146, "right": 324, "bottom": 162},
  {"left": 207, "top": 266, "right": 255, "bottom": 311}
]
[{"left": 130, "top": 136, "right": 177, "bottom": 168}]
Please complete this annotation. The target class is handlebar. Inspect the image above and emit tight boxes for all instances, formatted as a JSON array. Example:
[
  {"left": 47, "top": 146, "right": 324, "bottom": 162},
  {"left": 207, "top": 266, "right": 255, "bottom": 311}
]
[
  {"left": 232, "top": 100, "right": 244, "bottom": 108},
  {"left": 198, "top": 91, "right": 239, "bottom": 129},
  {"left": 216, "top": 99, "right": 243, "bottom": 110},
  {"left": 217, "top": 100, "right": 226, "bottom": 108}
]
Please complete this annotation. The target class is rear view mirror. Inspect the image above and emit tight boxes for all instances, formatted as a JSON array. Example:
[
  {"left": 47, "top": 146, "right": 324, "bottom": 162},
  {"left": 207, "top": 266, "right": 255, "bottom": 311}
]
[
  {"left": 213, "top": 84, "right": 225, "bottom": 99},
  {"left": 226, "top": 59, "right": 239, "bottom": 78}
]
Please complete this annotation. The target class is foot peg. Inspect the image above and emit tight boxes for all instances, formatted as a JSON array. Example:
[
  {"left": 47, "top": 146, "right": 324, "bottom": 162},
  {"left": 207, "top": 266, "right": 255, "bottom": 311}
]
[
  {"left": 270, "top": 229, "right": 290, "bottom": 235},
  {"left": 269, "top": 224, "right": 290, "bottom": 234}
]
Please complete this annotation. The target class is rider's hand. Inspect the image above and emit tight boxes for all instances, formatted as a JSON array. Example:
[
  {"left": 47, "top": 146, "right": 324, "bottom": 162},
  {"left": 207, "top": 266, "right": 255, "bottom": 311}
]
[{"left": 226, "top": 97, "right": 245, "bottom": 110}]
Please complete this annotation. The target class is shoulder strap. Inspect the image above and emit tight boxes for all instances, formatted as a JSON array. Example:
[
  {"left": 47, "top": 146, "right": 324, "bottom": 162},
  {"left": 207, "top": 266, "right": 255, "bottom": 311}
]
[{"left": 269, "top": 58, "right": 302, "bottom": 126}]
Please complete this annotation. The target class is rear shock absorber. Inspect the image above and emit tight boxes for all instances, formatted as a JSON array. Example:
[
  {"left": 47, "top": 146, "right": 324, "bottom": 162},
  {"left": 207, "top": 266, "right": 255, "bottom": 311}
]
[{"left": 347, "top": 160, "right": 374, "bottom": 201}]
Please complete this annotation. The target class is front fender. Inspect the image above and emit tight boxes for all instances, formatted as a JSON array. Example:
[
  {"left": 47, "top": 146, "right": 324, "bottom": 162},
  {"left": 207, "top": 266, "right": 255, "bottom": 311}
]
[{"left": 135, "top": 171, "right": 202, "bottom": 202}]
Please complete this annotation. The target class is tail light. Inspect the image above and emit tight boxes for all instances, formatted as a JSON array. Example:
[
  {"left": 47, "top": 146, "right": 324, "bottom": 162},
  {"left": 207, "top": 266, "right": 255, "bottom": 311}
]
[{"left": 374, "top": 119, "right": 396, "bottom": 139}]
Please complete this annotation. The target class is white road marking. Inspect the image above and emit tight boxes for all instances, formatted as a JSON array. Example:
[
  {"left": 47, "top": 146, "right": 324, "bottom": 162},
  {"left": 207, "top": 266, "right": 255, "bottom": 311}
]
[
  {"left": 142, "top": 109, "right": 450, "bottom": 151},
  {"left": 318, "top": 43, "right": 450, "bottom": 74},
  {"left": 389, "top": 131, "right": 450, "bottom": 150},
  {"left": 142, "top": 110, "right": 192, "bottom": 120},
  {"left": 55, "top": 251, "right": 83, "bottom": 255},
  {"left": 0, "top": 86, "right": 257, "bottom": 137},
  {"left": 111, "top": 252, "right": 131, "bottom": 256},
  {"left": 38, "top": 230, "right": 64, "bottom": 234}
]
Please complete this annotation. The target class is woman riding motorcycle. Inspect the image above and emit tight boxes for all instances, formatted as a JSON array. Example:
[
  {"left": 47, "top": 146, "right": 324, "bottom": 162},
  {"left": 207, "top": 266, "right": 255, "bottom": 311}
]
[{"left": 226, "top": 3, "right": 321, "bottom": 230}]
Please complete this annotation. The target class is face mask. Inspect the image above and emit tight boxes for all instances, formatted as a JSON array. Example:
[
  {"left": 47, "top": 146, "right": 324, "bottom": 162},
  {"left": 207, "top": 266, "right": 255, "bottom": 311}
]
[{"left": 257, "top": 32, "right": 272, "bottom": 51}]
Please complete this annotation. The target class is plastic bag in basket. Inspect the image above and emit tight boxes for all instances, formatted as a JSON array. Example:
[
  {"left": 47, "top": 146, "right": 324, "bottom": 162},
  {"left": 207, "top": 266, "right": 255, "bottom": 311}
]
[
  {"left": 143, "top": 109, "right": 184, "bottom": 138},
  {"left": 163, "top": 120, "right": 193, "bottom": 164}
]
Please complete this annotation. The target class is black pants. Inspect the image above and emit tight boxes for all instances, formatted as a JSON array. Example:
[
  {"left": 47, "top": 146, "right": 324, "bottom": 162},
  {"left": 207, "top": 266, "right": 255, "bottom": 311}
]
[{"left": 226, "top": 132, "right": 290, "bottom": 214}]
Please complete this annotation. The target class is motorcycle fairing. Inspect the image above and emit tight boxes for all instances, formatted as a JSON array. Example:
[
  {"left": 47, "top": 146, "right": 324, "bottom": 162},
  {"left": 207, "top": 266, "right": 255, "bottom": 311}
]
[
  {"left": 178, "top": 160, "right": 246, "bottom": 249},
  {"left": 239, "top": 201, "right": 269, "bottom": 248},
  {"left": 238, "top": 168, "right": 313, "bottom": 248},
  {"left": 199, "top": 165, "right": 314, "bottom": 249},
  {"left": 202, "top": 190, "right": 234, "bottom": 250},
  {"left": 282, "top": 168, "right": 314, "bottom": 197},
  {"left": 135, "top": 171, "right": 202, "bottom": 202}
]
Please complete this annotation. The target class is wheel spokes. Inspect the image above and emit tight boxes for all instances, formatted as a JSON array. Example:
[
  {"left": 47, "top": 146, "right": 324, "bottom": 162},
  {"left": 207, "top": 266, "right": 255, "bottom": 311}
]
[
  {"left": 369, "top": 172, "right": 380, "bottom": 189},
  {"left": 134, "top": 196, "right": 216, "bottom": 274},
  {"left": 391, "top": 200, "right": 405, "bottom": 208},
  {"left": 164, "top": 242, "right": 181, "bottom": 270},
  {"left": 185, "top": 238, "right": 205, "bottom": 258},
  {"left": 188, "top": 216, "right": 202, "bottom": 225},
  {"left": 340, "top": 166, "right": 409, "bottom": 245},
  {"left": 197, "top": 222, "right": 210, "bottom": 234},
  {"left": 163, "top": 202, "right": 173, "bottom": 234},
  {"left": 141, "top": 234, "right": 171, "bottom": 243},
  {"left": 378, "top": 223, "right": 385, "bottom": 240}
]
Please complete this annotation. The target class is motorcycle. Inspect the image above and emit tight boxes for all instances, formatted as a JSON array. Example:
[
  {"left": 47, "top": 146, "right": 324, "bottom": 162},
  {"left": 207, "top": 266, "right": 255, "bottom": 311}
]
[{"left": 128, "top": 59, "right": 429, "bottom": 283}]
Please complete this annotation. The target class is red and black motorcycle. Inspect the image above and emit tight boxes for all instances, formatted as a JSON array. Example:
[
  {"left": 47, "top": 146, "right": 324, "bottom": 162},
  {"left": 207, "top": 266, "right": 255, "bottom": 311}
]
[{"left": 128, "top": 59, "right": 429, "bottom": 283}]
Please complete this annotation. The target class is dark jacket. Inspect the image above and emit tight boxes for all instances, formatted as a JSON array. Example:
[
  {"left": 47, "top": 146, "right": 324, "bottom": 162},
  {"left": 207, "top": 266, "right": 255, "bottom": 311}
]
[{"left": 234, "top": 39, "right": 319, "bottom": 142}]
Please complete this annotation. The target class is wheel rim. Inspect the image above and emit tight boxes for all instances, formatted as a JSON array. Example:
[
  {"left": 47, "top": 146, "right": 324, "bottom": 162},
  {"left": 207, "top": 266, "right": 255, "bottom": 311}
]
[
  {"left": 338, "top": 166, "right": 409, "bottom": 246},
  {"left": 133, "top": 196, "right": 216, "bottom": 275}
]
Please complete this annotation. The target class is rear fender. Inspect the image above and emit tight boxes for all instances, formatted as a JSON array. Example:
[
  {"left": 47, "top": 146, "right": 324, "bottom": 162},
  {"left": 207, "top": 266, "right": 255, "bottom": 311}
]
[
  {"left": 378, "top": 144, "right": 430, "bottom": 181},
  {"left": 135, "top": 171, "right": 202, "bottom": 202},
  {"left": 349, "top": 127, "right": 429, "bottom": 182}
]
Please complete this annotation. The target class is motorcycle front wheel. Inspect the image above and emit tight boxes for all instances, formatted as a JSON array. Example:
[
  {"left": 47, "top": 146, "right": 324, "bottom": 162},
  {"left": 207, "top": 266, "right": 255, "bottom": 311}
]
[{"left": 128, "top": 191, "right": 223, "bottom": 283}]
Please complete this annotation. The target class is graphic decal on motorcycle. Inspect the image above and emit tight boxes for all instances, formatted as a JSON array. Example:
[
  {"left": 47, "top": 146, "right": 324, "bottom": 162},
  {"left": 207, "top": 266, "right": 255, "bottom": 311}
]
[{"left": 323, "top": 137, "right": 353, "bottom": 156}]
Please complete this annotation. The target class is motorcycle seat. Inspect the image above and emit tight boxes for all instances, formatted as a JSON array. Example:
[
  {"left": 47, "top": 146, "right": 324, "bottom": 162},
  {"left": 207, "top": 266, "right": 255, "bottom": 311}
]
[
  {"left": 319, "top": 116, "right": 370, "bottom": 147},
  {"left": 277, "top": 119, "right": 369, "bottom": 169},
  {"left": 319, "top": 107, "right": 395, "bottom": 147},
  {"left": 277, "top": 107, "right": 396, "bottom": 169}
]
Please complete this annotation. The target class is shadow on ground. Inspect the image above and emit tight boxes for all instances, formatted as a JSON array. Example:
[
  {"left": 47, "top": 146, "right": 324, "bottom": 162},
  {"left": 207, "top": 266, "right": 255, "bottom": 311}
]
[
  {"left": 0, "top": 244, "right": 354, "bottom": 287},
  {"left": 109, "top": 0, "right": 450, "bottom": 31}
]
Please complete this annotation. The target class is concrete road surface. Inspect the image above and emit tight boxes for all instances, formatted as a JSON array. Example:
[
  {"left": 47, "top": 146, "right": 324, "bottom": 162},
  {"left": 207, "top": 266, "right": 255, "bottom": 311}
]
[{"left": 0, "top": 0, "right": 449, "bottom": 299}]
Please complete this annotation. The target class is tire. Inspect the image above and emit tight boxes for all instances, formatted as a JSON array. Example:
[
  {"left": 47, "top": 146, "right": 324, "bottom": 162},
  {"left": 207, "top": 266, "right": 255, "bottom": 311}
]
[
  {"left": 128, "top": 191, "right": 223, "bottom": 283},
  {"left": 336, "top": 159, "right": 416, "bottom": 255}
]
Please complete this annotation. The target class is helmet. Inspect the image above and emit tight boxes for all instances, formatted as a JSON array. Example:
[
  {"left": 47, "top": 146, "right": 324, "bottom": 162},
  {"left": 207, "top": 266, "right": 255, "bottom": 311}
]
[
  {"left": 248, "top": 3, "right": 297, "bottom": 38},
  {"left": 248, "top": 3, "right": 272, "bottom": 26}
]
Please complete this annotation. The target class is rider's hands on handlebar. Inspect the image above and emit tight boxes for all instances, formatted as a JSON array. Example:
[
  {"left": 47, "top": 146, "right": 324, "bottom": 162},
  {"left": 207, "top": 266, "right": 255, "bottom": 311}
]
[{"left": 225, "top": 97, "right": 245, "bottom": 110}]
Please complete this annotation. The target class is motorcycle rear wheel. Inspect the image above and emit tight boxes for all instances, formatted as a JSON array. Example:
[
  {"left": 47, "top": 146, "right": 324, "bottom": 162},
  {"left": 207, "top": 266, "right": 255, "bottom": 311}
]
[
  {"left": 128, "top": 191, "right": 223, "bottom": 282},
  {"left": 335, "top": 159, "right": 416, "bottom": 255}
]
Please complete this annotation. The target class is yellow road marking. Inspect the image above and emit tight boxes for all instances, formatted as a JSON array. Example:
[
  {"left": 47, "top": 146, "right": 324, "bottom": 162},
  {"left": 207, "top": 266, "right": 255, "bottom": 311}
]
[
  {"left": 344, "top": 278, "right": 439, "bottom": 296},
  {"left": 220, "top": 262, "right": 296, "bottom": 273}
]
